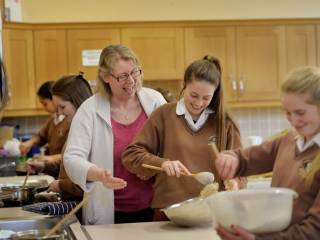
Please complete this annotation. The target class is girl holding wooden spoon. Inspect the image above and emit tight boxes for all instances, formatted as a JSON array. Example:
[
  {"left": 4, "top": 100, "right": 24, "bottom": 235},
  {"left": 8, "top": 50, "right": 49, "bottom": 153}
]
[{"left": 123, "top": 56, "right": 242, "bottom": 221}]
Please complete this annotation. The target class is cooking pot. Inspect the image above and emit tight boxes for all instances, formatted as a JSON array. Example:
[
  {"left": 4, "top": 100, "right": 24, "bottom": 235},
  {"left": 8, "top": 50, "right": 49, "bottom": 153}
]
[
  {"left": 0, "top": 185, "right": 35, "bottom": 204},
  {"left": 10, "top": 229, "right": 66, "bottom": 240}
]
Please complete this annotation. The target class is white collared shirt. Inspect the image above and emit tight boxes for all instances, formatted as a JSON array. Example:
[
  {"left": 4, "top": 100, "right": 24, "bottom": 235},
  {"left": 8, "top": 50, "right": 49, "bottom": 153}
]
[
  {"left": 176, "top": 98, "right": 214, "bottom": 132},
  {"left": 53, "top": 113, "right": 65, "bottom": 125},
  {"left": 296, "top": 132, "right": 320, "bottom": 152}
]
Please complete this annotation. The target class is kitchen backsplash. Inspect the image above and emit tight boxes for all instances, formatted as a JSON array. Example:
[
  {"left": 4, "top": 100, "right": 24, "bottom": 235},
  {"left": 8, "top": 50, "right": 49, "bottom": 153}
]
[{"left": 2, "top": 107, "right": 290, "bottom": 141}]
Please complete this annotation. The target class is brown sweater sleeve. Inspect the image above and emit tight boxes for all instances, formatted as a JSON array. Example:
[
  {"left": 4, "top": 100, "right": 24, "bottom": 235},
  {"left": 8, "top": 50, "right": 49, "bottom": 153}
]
[
  {"left": 257, "top": 189, "right": 320, "bottom": 240},
  {"left": 42, "top": 157, "right": 61, "bottom": 179},
  {"left": 233, "top": 136, "right": 282, "bottom": 177},
  {"left": 122, "top": 108, "right": 170, "bottom": 176},
  {"left": 58, "top": 159, "right": 83, "bottom": 202}
]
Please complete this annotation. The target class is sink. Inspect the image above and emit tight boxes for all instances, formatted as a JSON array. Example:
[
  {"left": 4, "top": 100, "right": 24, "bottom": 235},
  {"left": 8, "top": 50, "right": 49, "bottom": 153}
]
[{"left": 0, "top": 216, "right": 77, "bottom": 239}]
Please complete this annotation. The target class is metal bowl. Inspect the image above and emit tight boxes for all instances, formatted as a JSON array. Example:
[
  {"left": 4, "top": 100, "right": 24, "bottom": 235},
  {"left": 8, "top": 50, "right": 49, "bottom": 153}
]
[
  {"left": 161, "top": 197, "right": 212, "bottom": 227},
  {"left": 10, "top": 229, "right": 66, "bottom": 240}
]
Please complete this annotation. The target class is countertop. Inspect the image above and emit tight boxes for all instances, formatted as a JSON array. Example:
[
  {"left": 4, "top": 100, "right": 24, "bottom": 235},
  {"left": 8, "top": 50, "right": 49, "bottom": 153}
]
[
  {"left": 78, "top": 222, "right": 221, "bottom": 240},
  {"left": 0, "top": 175, "right": 54, "bottom": 188},
  {"left": 0, "top": 207, "right": 44, "bottom": 220}
]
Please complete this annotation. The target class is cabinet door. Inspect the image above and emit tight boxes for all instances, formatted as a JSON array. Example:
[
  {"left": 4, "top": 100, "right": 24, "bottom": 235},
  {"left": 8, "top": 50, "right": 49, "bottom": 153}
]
[
  {"left": 3, "top": 29, "right": 36, "bottom": 110},
  {"left": 236, "top": 26, "right": 286, "bottom": 102},
  {"left": 285, "top": 25, "right": 316, "bottom": 80},
  {"left": 122, "top": 28, "right": 184, "bottom": 80},
  {"left": 316, "top": 25, "right": 320, "bottom": 67},
  {"left": 184, "top": 27, "right": 237, "bottom": 102},
  {"left": 34, "top": 30, "right": 68, "bottom": 109},
  {"left": 67, "top": 29, "right": 120, "bottom": 80}
]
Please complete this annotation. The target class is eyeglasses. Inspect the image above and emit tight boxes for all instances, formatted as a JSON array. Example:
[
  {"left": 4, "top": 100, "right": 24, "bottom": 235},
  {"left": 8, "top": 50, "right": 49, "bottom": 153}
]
[{"left": 109, "top": 69, "right": 142, "bottom": 83}]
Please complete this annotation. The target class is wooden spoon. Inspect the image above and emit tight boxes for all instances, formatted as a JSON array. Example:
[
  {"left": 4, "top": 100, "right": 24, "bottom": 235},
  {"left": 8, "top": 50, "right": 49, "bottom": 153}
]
[
  {"left": 22, "top": 171, "right": 30, "bottom": 188},
  {"left": 142, "top": 164, "right": 214, "bottom": 185},
  {"left": 44, "top": 194, "right": 90, "bottom": 238}
]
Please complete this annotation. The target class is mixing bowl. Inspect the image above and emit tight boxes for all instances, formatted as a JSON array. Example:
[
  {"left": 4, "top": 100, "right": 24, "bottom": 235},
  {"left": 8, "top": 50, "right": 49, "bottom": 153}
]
[
  {"left": 206, "top": 187, "right": 298, "bottom": 233},
  {"left": 161, "top": 197, "right": 212, "bottom": 227}
]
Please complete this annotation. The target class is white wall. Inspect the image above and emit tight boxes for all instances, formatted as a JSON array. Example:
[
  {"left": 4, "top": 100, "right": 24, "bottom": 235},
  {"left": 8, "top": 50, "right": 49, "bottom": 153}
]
[{"left": 20, "top": 0, "right": 320, "bottom": 23}]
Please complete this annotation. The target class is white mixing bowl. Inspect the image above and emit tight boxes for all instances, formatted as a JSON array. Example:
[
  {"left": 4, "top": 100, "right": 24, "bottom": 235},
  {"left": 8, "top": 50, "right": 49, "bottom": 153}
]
[
  {"left": 206, "top": 187, "right": 297, "bottom": 233},
  {"left": 161, "top": 197, "right": 212, "bottom": 227}
]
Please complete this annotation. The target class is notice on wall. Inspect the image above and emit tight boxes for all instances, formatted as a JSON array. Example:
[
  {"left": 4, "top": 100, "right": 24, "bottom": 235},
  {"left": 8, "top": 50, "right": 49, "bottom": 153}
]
[{"left": 82, "top": 49, "right": 102, "bottom": 66}]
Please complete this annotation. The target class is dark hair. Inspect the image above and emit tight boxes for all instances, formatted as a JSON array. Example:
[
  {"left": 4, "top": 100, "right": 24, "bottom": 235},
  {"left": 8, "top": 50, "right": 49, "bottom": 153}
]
[
  {"left": 37, "top": 81, "right": 55, "bottom": 100},
  {"left": 0, "top": 59, "right": 9, "bottom": 111},
  {"left": 181, "top": 55, "right": 235, "bottom": 151},
  {"left": 52, "top": 73, "right": 93, "bottom": 109}
]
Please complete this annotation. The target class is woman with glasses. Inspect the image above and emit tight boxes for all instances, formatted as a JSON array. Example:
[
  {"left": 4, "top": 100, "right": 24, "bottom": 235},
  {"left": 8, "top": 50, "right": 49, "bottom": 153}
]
[
  {"left": 63, "top": 44, "right": 166, "bottom": 225},
  {"left": 122, "top": 55, "right": 242, "bottom": 221}
]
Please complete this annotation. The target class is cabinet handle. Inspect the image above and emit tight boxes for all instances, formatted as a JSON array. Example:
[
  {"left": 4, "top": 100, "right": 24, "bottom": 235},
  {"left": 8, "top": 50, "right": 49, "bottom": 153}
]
[
  {"left": 231, "top": 80, "right": 237, "bottom": 96},
  {"left": 239, "top": 78, "right": 245, "bottom": 96}
]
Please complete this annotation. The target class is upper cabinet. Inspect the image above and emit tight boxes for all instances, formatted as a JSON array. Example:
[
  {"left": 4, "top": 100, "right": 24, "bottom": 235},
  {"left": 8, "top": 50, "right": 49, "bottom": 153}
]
[
  {"left": 34, "top": 30, "right": 68, "bottom": 109},
  {"left": 317, "top": 25, "right": 320, "bottom": 67},
  {"left": 2, "top": 21, "right": 320, "bottom": 116},
  {"left": 67, "top": 28, "right": 121, "bottom": 80},
  {"left": 285, "top": 25, "right": 316, "bottom": 78},
  {"left": 185, "top": 27, "right": 236, "bottom": 102},
  {"left": 122, "top": 28, "right": 184, "bottom": 80},
  {"left": 185, "top": 26, "right": 286, "bottom": 106},
  {"left": 3, "top": 28, "right": 37, "bottom": 111},
  {"left": 234, "top": 26, "right": 286, "bottom": 104}
]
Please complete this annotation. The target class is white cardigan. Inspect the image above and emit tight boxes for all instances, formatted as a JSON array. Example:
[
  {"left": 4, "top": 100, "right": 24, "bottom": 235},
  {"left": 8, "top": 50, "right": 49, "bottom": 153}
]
[{"left": 63, "top": 87, "right": 166, "bottom": 225}]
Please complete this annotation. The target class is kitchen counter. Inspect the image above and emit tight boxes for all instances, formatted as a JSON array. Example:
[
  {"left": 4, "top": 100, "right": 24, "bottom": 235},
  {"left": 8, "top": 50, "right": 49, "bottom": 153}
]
[
  {"left": 75, "top": 222, "right": 221, "bottom": 240},
  {"left": 0, "top": 207, "right": 44, "bottom": 220},
  {"left": 0, "top": 175, "right": 54, "bottom": 188}
]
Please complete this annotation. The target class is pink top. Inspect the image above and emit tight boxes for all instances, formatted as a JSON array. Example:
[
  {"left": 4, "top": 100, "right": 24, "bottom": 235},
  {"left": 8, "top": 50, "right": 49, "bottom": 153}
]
[{"left": 112, "top": 110, "right": 153, "bottom": 212}]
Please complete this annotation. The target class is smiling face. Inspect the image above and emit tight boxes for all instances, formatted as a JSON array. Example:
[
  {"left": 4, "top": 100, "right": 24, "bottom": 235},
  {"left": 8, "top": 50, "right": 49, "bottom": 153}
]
[
  {"left": 183, "top": 80, "right": 215, "bottom": 120},
  {"left": 282, "top": 92, "right": 320, "bottom": 141},
  {"left": 52, "top": 95, "right": 76, "bottom": 122},
  {"left": 102, "top": 59, "right": 139, "bottom": 99}
]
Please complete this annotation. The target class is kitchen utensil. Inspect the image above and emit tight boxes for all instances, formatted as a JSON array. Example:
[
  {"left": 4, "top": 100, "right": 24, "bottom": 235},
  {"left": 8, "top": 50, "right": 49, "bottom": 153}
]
[
  {"left": 22, "top": 171, "right": 30, "bottom": 188},
  {"left": 161, "top": 197, "right": 212, "bottom": 227},
  {"left": 206, "top": 187, "right": 298, "bottom": 233},
  {"left": 142, "top": 164, "right": 214, "bottom": 185},
  {"left": 208, "top": 142, "right": 232, "bottom": 188},
  {"left": 0, "top": 185, "right": 35, "bottom": 204},
  {"left": 10, "top": 229, "right": 66, "bottom": 240},
  {"left": 44, "top": 195, "right": 90, "bottom": 238}
]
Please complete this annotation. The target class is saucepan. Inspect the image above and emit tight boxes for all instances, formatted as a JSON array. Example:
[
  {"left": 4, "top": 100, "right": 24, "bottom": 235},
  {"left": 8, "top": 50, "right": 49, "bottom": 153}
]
[
  {"left": 10, "top": 229, "right": 67, "bottom": 240},
  {"left": 0, "top": 185, "right": 36, "bottom": 204}
]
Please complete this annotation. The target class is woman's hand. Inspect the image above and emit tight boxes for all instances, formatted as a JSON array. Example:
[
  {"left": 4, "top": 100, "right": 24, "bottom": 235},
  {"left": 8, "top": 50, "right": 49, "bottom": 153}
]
[
  {"left": 216, "top": 224, "right": 256, "bottom": 240},
  {"left": 97, "top": 168, "right": 127, "bottom": 190},
  {"left": 27, "top": 159, "right": 45, "bottom": 173},
  {"left": 47, "top": 180, "right": 61, "bottom": 193},
  {"left": 161, "top": 160, "right": 191, "bottom": 177},
  {"left": 215, "top": 153, "right": 240, "bottom": 180}
]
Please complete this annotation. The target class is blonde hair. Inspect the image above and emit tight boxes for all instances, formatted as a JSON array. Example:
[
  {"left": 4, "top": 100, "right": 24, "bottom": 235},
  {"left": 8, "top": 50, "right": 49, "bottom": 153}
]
[
  {"left": 282, "top": 66, "right": 320, "bottom": 105},
  {"left": 96, "top": 44, "right": 142, "bottom": 96}
]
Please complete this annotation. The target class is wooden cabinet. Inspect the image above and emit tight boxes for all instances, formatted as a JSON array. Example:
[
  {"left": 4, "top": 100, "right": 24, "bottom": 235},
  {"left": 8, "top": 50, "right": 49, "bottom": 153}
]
[
  {"left": 285, "top": 25, "right": 316, "bottom": 80},
  {"left": 185, "top": 26, "right": 286, "bottom": 106},
  {"left": 34, "top": 30, "right": 68, "bottom": 109},
  {"left": 317, "top": 25, "right": 320, "bottom": 66},
  {"left": 185, "top": 27, "right": 237, "bottom": 102},
  {"left": 3, "top": 28, "right": 37, "bottom": 111},
  {"left": 67, "top": 28, "right": 120, "bottom": 80},
  {"left": 122, "top": 28, "right": 184, "bottom": 80}
]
